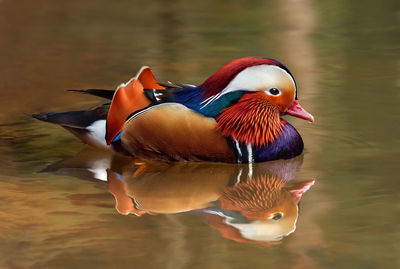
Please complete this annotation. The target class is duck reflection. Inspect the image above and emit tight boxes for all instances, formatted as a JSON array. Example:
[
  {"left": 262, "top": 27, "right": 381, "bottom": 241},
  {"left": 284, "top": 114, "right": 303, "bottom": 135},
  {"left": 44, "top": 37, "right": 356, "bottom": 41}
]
[
  {"left": 205, "top": 175, "right": 314, "bottom": 245},
  {"left": 43, "top": 148, "right": 315, "bottom": 246}
]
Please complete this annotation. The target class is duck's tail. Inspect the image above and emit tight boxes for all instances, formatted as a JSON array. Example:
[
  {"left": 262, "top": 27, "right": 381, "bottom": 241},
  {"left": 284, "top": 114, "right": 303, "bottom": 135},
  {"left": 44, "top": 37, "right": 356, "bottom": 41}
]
[
  {"left": 32, "top": 105, "right": 110, "bottom": 149},
  {"left": 68, "top": 89, "right": 115, "bottom": 100}
]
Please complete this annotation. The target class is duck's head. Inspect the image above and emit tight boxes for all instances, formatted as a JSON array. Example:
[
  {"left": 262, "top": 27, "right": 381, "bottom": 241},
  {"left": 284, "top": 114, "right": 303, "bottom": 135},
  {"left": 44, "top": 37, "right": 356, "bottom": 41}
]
[{"left": 199, "top": 57, "right": 314, "bottom": 146}]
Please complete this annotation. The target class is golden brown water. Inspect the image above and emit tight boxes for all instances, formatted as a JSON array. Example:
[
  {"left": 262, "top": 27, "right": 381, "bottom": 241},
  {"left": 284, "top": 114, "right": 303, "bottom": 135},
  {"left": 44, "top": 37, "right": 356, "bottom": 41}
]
[{"left": 0, "top": 0, "right": 399, "bottom": 268}]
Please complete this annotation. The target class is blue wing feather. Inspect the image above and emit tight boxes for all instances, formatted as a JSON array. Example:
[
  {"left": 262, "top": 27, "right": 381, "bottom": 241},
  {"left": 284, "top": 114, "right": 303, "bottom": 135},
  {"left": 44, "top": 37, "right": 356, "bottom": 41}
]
[{"left": 170, "top": 87, "right": 245, "bottom": 118}]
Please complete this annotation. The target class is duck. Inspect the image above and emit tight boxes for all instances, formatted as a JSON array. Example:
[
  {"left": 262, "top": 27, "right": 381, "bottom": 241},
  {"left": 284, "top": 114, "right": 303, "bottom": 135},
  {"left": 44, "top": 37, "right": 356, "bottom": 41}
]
[{"left": 33, "top": 56, "right": 314, "bottom": 163}]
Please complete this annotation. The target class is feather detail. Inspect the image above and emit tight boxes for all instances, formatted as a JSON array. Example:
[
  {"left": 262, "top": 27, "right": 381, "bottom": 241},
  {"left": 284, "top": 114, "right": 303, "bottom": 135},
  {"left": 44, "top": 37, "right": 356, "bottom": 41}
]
[
  {"left": 106, "top": 66, "right": 165, "bottom": 144},
  {"left": 200, "top": 57, "right": 293, "bottom": 99},
  {"left": 137, "top": 66, "right": 165, "bottom": 90},
  {"left": 219, "top": 175, "right": 285, "bottom": 220},
  {"left": 68, "top": 89, "right": 115, "bottom": 100},
  {"left": 121, "top": 103, "right": 235, "bottom": 162},
  {"left": 32, "top": 105, "right": 110, "bottom": 149},
  {"left": 106, "top": 78, "right": 150, "bottom": 144},
  {"left": 216, "top": 92, "right": 283, "bottom": 147}
]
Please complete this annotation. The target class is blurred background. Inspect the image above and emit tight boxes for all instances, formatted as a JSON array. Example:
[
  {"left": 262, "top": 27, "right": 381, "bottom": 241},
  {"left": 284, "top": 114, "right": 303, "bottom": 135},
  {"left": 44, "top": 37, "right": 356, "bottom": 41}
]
[{"left": 0, "top": 0, "right": 399, "bottom": 268}]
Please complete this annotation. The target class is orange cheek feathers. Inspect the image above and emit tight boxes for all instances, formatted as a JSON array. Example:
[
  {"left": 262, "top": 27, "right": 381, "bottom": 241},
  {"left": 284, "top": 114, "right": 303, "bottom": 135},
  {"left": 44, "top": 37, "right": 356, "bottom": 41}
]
[
  {"left": 217, "top": 92, "right": 283, "bottom": 147},
  {"left": 263, "top": 90, "right": 295, "bottom": 113}
]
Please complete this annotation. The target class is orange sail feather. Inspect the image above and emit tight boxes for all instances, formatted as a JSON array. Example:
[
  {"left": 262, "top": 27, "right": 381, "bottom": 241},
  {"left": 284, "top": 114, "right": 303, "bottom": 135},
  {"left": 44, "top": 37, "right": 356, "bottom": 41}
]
[{"left": 106, "top": 67, "right": 164, "bottom": 144}]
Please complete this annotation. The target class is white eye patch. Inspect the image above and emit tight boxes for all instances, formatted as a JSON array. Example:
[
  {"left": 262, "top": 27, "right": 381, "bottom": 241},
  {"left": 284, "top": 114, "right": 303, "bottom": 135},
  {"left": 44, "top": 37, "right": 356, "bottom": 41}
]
[
  {"left": 222, "top": 65, "right": 295, "bottom": 95},
  {"left": 200, "top": 64, "right": 296, "bottom": 109}
]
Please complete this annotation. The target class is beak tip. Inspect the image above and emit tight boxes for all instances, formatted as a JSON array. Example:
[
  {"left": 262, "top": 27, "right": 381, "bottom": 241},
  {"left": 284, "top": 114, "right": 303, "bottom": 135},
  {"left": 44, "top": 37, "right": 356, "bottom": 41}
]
[{"left": 286, "top": 100, "right": 314, "bottom": 123}]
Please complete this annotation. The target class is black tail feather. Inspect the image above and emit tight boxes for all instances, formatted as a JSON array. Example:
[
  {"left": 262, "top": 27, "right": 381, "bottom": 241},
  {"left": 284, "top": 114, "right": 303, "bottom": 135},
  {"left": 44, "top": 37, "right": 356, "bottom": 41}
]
[
  {"left": 68, "top": 89, "right": 115, "bottom": 100},
  {"left": 32, "top": 105, "right": 108, "bottom": 129}
]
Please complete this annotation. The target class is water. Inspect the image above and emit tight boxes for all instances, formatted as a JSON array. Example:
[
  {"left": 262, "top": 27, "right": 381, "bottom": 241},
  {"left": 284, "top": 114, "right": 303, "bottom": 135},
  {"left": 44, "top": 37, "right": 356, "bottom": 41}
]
[{"left": 0, "top": 0, "right": 399, "bottom": 268}]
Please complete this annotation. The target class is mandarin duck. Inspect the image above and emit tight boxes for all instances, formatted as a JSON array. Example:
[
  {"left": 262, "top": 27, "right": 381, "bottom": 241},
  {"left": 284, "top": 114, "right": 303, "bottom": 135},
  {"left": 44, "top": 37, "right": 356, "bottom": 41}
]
[{"left": 33, "top": 57, "right": 314, "bottom": 163}]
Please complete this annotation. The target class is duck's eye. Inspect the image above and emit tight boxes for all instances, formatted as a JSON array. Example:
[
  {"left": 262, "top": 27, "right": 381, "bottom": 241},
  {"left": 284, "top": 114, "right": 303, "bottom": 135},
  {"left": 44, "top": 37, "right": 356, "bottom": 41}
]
[
  {"left": 272, "top": 213, "right": 283, "bottom": 220},
  {"left": 267, "top": 88, "right": 281, "bottom": 96}
]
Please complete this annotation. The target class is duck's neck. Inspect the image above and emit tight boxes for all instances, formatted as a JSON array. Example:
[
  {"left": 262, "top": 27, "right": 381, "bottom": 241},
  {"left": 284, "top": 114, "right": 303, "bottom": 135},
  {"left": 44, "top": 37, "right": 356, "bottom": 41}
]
[{"left": 216, "top": 92, "right": 284, "bottom": 147}]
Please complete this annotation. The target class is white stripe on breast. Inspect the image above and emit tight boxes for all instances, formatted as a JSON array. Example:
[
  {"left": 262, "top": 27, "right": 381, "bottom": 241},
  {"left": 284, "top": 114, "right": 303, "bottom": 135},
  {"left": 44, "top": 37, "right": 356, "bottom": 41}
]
[
  {"left": 246, "top": 143, "right": 253, "bottom": 179},
  {"left": 234, "top": 139, "right": 242, "bottom": 163}
]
